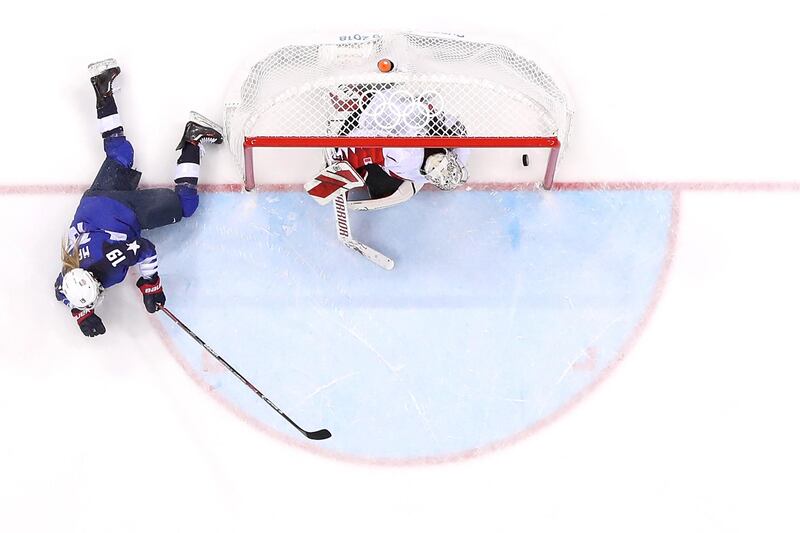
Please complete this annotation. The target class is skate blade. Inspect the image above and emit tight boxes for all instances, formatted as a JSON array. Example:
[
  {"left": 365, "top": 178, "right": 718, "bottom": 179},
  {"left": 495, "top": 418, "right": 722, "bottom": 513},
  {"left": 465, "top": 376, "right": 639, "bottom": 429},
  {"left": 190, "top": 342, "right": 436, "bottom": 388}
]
[
  {"left": 88, "top": 58, "right": 119, "bottom": 78},
  {"left": 189, "top": 111, "right": 223, "bottom": 134}
]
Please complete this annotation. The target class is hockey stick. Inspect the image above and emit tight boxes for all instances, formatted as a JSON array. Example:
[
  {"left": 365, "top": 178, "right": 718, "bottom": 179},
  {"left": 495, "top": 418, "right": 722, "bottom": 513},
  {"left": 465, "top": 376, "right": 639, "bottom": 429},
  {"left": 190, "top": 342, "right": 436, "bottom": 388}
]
[
  {"left": 323, "top": 149, "right": 394, "bottom": 270},
  {"left": 158, "top": 305, "right": 332, "bottom": 441},
  {"left": 333, "top": 193, "right": 395, "bottom": 270}
]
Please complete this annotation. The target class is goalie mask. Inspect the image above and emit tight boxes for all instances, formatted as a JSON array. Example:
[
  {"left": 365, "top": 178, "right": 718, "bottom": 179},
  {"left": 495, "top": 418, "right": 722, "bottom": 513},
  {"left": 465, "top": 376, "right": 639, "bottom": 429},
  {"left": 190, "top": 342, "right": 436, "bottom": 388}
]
[
  {"left": 423, "top": 150, "right": 468, "bottom": 191},
  {"left": 61, "top": 268, "right": 104, "bottom": 310}
]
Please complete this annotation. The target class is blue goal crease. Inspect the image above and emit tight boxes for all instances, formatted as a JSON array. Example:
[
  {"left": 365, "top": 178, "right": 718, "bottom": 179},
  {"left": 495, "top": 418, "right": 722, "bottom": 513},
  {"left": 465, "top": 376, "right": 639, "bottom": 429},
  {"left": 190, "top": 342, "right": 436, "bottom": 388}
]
[{"left": 149, "top": 189, "right": 674, "bottom": 460}]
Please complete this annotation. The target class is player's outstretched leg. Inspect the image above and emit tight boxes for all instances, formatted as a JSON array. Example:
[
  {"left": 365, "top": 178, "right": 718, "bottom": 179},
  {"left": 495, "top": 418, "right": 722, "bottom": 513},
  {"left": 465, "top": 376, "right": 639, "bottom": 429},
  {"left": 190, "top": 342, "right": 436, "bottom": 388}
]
[
  {"left": 87, "top": 59, "right": 140, "bottom": 191},
  {"left": 173, "top": 112, "right": 224, "bottom": 217},
  {"left": 89, "top": 58, "right": 123, "bottom": 139}
]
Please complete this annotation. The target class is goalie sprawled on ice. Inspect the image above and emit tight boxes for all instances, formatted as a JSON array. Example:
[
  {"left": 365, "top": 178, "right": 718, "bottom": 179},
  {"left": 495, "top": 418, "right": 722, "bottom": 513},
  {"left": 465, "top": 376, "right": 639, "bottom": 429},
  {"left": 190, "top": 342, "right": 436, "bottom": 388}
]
[
  {"left": 306, "top": 87, "right": 471, "bottom": 208},
  {"left": 304, "top": 87, "right": 471, "bottom": 269}
]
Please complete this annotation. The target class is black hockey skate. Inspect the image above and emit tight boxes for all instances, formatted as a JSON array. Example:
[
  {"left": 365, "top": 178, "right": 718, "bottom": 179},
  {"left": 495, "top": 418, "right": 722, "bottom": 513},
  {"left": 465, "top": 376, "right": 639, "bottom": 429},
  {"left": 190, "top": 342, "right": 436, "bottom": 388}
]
[
  {"left": 88, "top": 58, "right": 120, "bottom": 109},
  {"left": 176, "top": 111, "right": 224, "bottom": 150}
]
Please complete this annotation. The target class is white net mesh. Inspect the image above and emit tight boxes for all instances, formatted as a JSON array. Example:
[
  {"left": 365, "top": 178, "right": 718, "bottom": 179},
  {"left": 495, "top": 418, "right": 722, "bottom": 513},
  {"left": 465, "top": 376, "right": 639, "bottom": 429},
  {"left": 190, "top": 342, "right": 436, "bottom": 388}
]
[{"left": 225, "top": 32, "right": 573, "bottom": 172}]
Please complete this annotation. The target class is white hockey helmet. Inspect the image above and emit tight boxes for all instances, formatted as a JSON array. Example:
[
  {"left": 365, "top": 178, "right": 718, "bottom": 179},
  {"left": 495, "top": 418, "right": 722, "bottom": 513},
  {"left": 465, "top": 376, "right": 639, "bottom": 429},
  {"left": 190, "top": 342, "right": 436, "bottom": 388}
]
[
  {"left": 62, "top": 268, "right": 104, "bottom": 310},
  {"left": 423, "top": 150, "right": 468, "bottom": 191}
]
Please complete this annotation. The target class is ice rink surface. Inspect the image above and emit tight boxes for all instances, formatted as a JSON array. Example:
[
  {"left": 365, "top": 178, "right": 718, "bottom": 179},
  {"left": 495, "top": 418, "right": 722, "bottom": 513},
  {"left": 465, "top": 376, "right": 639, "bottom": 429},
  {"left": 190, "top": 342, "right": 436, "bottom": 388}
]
[
  {"left": 153, "top": 188, "right": 674, "bottom": 461},
  {"left": 2, "top": 1, "right": 800, "bottom": 532}
]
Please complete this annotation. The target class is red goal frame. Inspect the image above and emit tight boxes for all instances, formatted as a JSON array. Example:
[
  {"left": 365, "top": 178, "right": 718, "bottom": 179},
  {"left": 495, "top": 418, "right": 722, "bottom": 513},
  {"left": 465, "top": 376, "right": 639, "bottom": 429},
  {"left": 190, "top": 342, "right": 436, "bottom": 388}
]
[{"left": 242, "top": 136, "right": 561, "bottom": 192}]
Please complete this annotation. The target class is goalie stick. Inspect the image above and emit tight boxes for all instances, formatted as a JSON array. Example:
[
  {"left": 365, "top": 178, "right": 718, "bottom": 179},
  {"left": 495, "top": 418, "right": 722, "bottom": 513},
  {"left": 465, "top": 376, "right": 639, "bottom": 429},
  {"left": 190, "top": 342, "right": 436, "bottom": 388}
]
[
  {"left": 314, "top": 149, "right": 394, "bottom": 270},
  {"left": 333, "top": 193, "right": 394, "bottom": 270},
  {"left": 159, "top": 305, "right": 332, "bottom": 441}
]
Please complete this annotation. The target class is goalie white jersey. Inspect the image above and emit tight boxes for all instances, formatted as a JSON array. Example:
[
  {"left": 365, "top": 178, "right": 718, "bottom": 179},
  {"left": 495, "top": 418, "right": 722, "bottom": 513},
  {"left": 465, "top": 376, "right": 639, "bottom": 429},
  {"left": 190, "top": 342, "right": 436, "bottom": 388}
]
[
  {"left": 331, "top": 145, "right": 428, "bottom": 184},
  {"left": 332, "top": 88, "right": 470, "bottom": 184}
]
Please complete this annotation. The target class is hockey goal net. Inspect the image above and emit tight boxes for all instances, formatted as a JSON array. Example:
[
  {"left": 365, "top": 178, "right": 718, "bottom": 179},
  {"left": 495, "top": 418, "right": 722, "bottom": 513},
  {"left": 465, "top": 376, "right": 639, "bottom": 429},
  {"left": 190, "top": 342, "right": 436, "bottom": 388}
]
[{"left": 225, "top": 32, "right": 572, "bottom": 191}]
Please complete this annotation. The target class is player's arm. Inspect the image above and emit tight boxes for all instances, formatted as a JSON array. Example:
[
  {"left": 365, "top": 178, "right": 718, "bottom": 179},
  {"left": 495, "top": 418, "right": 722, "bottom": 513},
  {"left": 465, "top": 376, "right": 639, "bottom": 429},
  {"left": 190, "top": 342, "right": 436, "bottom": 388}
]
[
  {"left": 98, "top": 237, "right": 165, "bottom": 313},
  {"left": 131, "top": 238, "right": 159, "bottom": 279},
  {"left": 55, "top": 272, "right": 107, "bottom": 337},
  {"left": 130, "top": 238, "right": 166, "bottom": 313}
]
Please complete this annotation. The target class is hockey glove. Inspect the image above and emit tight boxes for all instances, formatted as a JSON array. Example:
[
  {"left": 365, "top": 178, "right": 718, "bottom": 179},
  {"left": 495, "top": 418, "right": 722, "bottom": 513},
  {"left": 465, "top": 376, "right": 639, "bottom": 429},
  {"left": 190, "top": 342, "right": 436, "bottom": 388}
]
[
  {"left": 72, "top": 308, "right": 106, "bottom": 337},
  {"left": 137, "top": 274, "right": 166, "bottom": 313}
]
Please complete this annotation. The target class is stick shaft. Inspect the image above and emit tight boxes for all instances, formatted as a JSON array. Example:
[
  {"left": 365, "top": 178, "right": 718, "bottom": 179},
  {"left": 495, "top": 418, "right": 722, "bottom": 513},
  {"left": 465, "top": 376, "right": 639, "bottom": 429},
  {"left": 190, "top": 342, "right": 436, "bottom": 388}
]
[{"left": 159, "top": 306, "right": 329, "bottom": 439}]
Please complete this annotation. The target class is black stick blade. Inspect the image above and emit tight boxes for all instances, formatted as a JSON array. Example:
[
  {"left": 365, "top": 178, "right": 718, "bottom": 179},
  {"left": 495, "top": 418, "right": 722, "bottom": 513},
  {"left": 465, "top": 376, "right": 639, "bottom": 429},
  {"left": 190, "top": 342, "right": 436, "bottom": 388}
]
[{"left": 305, "top": 429, "right": 332, "bottom": 440}]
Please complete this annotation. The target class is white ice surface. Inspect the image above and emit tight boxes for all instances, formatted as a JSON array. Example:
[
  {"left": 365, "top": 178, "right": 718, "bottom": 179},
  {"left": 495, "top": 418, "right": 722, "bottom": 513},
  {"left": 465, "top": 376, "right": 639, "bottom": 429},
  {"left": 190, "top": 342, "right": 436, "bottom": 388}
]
[{"left": 2, "top": 1, "right": 800, "bottom": 532}]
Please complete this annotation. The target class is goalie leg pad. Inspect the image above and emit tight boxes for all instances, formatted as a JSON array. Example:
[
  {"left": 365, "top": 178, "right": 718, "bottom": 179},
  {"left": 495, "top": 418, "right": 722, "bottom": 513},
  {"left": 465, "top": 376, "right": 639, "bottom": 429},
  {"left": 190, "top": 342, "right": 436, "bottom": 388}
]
[{"left": 305, "top": 160, "right": 365, "bottom": 205}]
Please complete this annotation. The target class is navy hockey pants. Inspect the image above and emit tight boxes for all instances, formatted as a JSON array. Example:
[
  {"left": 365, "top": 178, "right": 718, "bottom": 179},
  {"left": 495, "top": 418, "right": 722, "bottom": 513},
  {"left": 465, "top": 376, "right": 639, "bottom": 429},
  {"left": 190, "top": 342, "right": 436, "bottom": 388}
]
[{"left": 85, "top": 136, "right": 186, "bottom": 230}]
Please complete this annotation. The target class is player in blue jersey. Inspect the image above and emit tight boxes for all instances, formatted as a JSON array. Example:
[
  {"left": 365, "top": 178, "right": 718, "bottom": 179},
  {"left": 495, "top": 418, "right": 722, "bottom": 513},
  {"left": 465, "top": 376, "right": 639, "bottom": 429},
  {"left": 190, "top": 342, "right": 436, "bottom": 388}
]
[{"left": 55, "top": 59, "right": 223, "bottom": 337}]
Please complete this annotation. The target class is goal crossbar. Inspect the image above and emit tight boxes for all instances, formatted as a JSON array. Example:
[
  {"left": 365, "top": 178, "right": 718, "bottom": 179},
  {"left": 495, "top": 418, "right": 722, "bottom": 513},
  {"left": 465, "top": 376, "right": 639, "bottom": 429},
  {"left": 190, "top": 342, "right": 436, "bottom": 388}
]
[{"left": 243, "top": 136, "right": 561, "bottom": 191}]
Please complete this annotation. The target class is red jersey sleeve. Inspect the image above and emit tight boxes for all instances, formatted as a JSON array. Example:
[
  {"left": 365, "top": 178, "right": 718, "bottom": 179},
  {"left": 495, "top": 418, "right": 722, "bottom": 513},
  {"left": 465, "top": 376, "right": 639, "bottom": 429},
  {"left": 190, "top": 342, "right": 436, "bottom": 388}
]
[{"left": 345, "top": 147, "right": 386, "bottom": 170}]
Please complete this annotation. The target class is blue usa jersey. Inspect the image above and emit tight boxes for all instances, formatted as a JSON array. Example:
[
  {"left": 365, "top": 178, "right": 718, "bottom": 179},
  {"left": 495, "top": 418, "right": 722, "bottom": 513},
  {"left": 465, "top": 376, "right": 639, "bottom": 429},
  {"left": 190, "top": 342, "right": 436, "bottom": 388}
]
[{"left": 55, "top": 196, "right": 159, "bottom": 307}]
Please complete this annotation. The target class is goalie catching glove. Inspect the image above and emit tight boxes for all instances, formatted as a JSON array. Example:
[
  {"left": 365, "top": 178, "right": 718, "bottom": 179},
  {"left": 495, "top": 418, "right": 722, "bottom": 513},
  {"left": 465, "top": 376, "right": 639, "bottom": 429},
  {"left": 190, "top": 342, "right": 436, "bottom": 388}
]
[{"left": 136, "top": 274, "right": 166, "bottom": 313}]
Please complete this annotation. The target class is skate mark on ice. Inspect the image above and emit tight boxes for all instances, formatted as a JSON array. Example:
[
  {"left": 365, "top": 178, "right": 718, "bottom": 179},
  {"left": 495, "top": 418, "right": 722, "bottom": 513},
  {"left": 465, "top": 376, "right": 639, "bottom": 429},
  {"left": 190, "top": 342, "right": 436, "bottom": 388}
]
[{"left": 305, "top": 372, "right": 358, "bottom": 400}]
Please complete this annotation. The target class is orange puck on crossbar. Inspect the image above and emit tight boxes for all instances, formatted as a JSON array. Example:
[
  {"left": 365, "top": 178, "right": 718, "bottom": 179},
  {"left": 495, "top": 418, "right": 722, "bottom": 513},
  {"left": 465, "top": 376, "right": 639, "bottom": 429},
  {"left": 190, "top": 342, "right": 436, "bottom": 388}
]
[{"left": 377, "top": 58, "right": 394, "bottom": 73}]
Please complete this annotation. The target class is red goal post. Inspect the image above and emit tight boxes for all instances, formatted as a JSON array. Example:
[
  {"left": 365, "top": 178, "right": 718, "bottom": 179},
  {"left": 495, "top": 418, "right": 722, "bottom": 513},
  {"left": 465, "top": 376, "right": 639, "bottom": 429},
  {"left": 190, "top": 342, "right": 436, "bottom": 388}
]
[
  {"left": 243, "top": 136, "right": 561, "bottom": 191},
  {"left": 226, "top": 33, "right": 572, "bottom": 191}
]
